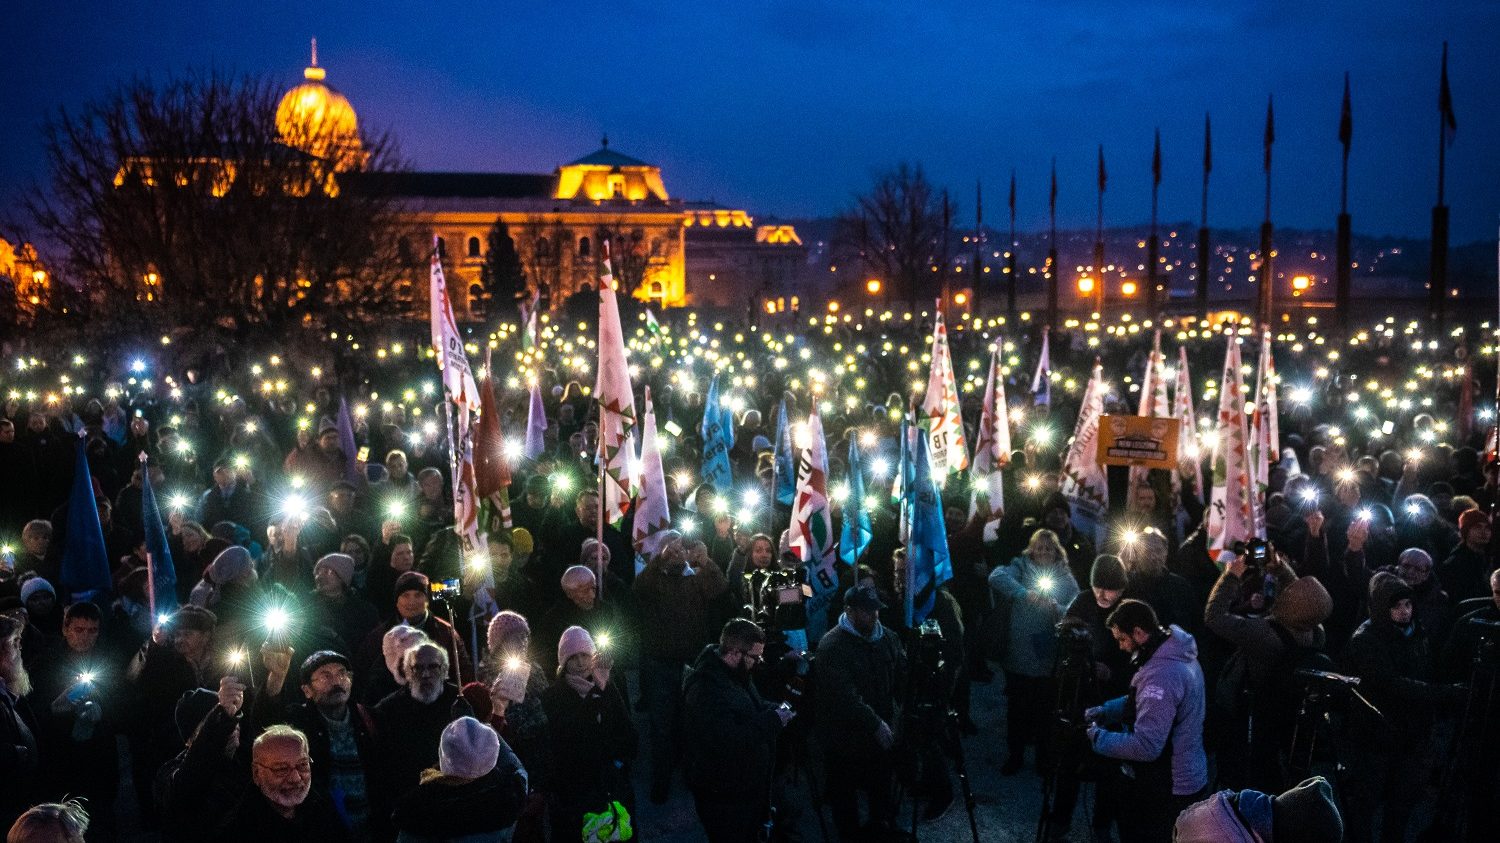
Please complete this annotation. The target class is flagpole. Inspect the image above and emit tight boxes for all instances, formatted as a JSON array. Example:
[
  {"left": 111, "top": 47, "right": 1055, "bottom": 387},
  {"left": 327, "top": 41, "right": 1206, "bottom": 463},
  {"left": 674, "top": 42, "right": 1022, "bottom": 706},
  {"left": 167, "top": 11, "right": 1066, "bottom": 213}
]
[
  {"left": 1197, "top": 113, "right": 1212, "bottom": 321},
  {"left": 596, "top": 428, "right": 606, "bottom": 602},
  {"left": 145, "top": 551, "right": 156, "bottom": 621}
]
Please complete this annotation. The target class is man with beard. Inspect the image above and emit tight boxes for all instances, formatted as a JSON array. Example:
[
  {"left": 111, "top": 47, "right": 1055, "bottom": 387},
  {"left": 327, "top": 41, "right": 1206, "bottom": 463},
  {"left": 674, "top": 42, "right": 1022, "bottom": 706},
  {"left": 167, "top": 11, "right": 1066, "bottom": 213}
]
[
  {"left": 682, "top": 619, "right": 792, "bottom": 842},
  {"left": 0, "top": 612, "right": 41, "bottom": 831},
  {"left": 253, "top": 650, "right": 376, "bottom": 841},
  {"left": 371, "top": 642, "right": 469, "bottom": 809},
  {"left": 220, "top": 725, "right": 350, "bottom": 841}
]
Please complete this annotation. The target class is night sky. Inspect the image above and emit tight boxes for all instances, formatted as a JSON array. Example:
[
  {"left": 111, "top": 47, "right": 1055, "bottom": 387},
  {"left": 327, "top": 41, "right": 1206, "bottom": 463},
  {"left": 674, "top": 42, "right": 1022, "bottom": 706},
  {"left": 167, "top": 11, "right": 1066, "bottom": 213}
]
[{"left": 4, "top": 1, "right": 1498, "bottom": 242}]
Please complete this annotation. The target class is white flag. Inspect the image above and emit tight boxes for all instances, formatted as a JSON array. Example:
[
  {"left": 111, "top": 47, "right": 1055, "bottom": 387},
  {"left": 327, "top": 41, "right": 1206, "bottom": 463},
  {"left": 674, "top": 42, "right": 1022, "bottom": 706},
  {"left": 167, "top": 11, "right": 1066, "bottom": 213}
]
[
  {"left": 595, "top": 245, "right": 637, "bottom": 527},
  {"left": 1060, "top": 360, "right": 1109, "bottom": 544},
  {"left": 1175, "top": 345, "right": 1204, "bottom": 504},
  {"left": 791, "top": 411, "right": 838, "bottom": 640},
  {"left": 922, "top": 310, "right": 968, "bottom": 482},
  {"left": 1208, "top": 335, "right": 1254, "bottom": 559},
  {"left": 632, "top": 387, "right": 671, "bottom": 555},
  {"left": 1249, "top": 332, "right": 1279, "bottom": 538},
  {"left": 1128, "top": 330, "right": 1168, "bottom": 498},
  {"left": 1031, "top": 326, "right": 1052, "bottom": 406},
  {"left": 970, "top": 347, "right": 1010, "bottom": 521}
]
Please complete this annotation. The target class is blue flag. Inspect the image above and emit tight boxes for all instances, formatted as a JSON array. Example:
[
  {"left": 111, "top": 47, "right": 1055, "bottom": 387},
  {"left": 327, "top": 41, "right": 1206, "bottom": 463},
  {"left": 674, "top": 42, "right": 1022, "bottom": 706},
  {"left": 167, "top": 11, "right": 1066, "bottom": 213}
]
[
  {"left": 700, "top": 375, "right": 734, "bottom": 490},
  {"left": 905, "top": 427, "right": 954, "bottom": 626},
  {"left": 337, "top": 397, "right": 362, "bottom": 486},
  {"left": 140, "top": 459, "right": 179, "bottom": 614},
  {"left": 839, "top": 437, "right": 872, "bottom": 566},
  {"left": 773, "top": 400, "right": 795, "bottom": 507},
  {"left": 60, "top": 438, "right": 112, "bottom": 601}
]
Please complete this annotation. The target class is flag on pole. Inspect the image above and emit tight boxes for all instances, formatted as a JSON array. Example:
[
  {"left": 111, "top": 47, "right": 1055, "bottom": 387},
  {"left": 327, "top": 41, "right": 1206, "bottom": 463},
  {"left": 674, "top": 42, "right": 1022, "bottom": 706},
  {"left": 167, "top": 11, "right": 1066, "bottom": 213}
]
[
  {"left": 1249, "top": 333, "right": 1279, "bottom": 538},
  {"left": 1264, "top": 96, "right": 1276, "bottom": 173},
  {"left": 1440, "top": 42, "right": 1457, "bottom": 147},
  {"left": 524, "top": 382, "right": 547, "bottom": 460},
  {"left": 1060, "top": 360, "right": 1109, "bottom": 544},
  {"left": 921, "top": 309, "right": 968, "bottom": 482},
  {"left": 970, "top": 347, "right": 1010, "bottom": 522},
  {"left": 518, "top": 289, "right": 540, "bottom": 350},
  {"left": 791, "top": 411, "right": 837, "bottom": 640},
  {"left": 428, "top": 241, "right": 491, "bottom": 604},
  {"left": 1339, "top": 72, "right": 1353, "bottom": 152},
  {"left": 1032, "top": 327, "right": 1052, "bottom": 406},
  {"left": 700, "top": 374, "right": 734, "bottom": 490},
  {"left": 139, "top": 455, "right": 178, "bottom": 615},
  {"left": 1175, "top": 345, "right": 1204, "bottom": 504},
  {"left": 904, "top": 421, "right": 954, "bottom": 627},
  {"left": 1208, "top": 335, "right": 1255, "bottom": 560},
  {"left": 633, "top": 386, "right": 672, "bottom": 556},
  {"left": 336, "top": 397, "right": 362, "bottom": 487},
  {"left": 595, "top": 244, "right": 637, "bottom": 527},
  {"left": 773, "top": 399, "right": 795, "bottom": 507},
  {"left": 839, "top": 436, "right": 872, "bottom": 566},
  {"left": 60, "top": 437, "right": 111, "bottom": 601},
  {"left": 1153, "top": 129, "right": 1163, "bottom": 186},
  {"left": 1128, "top": 331, "right": 1168, "bottom": 497},
  {"left": 474, "top": 369, "right": 512, "bottom": 530}
]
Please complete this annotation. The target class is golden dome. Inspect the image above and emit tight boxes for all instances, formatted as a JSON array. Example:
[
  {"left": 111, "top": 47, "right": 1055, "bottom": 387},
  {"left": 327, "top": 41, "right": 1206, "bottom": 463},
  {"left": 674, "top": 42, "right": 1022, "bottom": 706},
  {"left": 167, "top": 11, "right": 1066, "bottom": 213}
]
[{"left": 276, "top": 39, "right": 363, "bottom": 170}]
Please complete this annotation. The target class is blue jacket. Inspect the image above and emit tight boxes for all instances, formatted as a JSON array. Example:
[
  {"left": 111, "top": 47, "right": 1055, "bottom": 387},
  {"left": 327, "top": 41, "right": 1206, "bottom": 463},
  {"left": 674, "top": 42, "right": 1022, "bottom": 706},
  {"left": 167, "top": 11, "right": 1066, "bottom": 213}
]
[
  {"left": 987, "top": 555, "right": 1079, "bottom": 677},
  {"left": 1090, "top": 625, "right": 1208, "bottom": 797},
  {"left": 1171, "top": 788, "right": 1273, "bottom": 842}
]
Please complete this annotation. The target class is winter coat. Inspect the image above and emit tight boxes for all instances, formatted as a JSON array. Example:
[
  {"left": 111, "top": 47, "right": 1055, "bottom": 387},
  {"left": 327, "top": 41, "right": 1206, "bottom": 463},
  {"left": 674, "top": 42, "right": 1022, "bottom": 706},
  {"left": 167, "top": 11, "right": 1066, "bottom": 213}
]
[
  {"left": 988, "top": 555, "right": 1080, "bottom": 677},
  {"left": 250, "top": 695, "right": 376, "bottom": 808},
  {"left": 1171, "top": 788, "right": 1274, "bottom": 843},
  {"left": 0, "top": 681, "right": 41, "bottom": 830},
  {"left": 1342, "top": 572, "right": 1453, "bottom": 740},
  {"left": 813, "top": 618, "right": 906, "bottom": 761},
  {"left": 681, "top": 644, "right": 784, "bottom": 798},
  {"left": 539, "top": 678, "right": 636, "bottom": 825},
  {"left": 1205, "top": 566, "right": 1330, "bottom": 676},
  {"left": 392, "top": 765, "right": 528, "bottom": 843},
  {"left": 218, "top": 784, "right": 353, "bottom": 843},
  {"left": 632, "top": 560, "right": 728, "bottom": 662},
  {"left": 1090, "top": 625, "right": 1209, "bottom": 797},
  {"left": 1439, "top": 543, "right": 1494, "bottom": 604},
  {"left": 356, "top": 612, "right": 473, "bottom": 694},
  {"left": 1124, "top": 570, "right": 1203, "bottom": 636},
  {"left": 155, "top": 705, "right": 249, "bottom": 843},
  {"left": 308, "top": 590, "right": 381, "bottom": 655},
  {"left": 372, "top": 684, "right": 470, "bottom": 804},
  {"left": 1063, "top": 593, "right": 1133, "bottom": 700}
]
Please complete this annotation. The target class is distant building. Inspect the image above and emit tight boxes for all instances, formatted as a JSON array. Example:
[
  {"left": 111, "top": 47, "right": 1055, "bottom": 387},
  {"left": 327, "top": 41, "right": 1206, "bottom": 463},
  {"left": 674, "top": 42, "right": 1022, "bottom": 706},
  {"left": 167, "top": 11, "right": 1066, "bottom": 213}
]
[{"left": 276, "top": 48, "right": 805, "bottom": 318}]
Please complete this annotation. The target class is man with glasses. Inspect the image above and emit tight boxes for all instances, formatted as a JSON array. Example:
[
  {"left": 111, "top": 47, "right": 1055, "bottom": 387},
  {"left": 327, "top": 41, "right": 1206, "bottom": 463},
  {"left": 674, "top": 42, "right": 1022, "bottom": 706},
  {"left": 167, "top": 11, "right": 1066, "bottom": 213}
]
[
  {"left": 371, "top": 642, "right": 469, "bottom": 816},
  {"left": 682, "top": 619, "right": 793, "bottom": 842},
  {"left": 253, "top": 650, "right": 375, "bottom": 840},
  {"left": 221, "top": 724, "right": 350, "bottom": 840}
]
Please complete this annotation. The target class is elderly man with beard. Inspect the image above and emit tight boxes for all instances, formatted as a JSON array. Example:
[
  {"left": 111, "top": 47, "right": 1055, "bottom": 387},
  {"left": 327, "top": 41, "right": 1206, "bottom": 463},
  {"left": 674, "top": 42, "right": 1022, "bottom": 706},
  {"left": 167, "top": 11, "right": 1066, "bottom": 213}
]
[
  {"left": 372, "top": 642, "right": 470, "bottom": 810},
  {"left": 253, "top": 650, "right": 376, "bottom": 840},
  {"left": 0, "top": 613, "right": 41, "bottom": 831},
  {"left": 220, "top": 725, "right": 350, "bottom": 841},
  {"left": 682, "top": 619, "right": 792, "bottom": 843}
]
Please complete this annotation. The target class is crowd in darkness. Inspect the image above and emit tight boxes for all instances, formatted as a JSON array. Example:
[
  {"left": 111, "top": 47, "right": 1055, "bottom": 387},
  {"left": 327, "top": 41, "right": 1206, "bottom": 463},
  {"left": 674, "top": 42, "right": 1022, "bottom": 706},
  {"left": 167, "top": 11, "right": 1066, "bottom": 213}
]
[{"left": 0, "top": 311, "right": 1497, "bottom": 842}]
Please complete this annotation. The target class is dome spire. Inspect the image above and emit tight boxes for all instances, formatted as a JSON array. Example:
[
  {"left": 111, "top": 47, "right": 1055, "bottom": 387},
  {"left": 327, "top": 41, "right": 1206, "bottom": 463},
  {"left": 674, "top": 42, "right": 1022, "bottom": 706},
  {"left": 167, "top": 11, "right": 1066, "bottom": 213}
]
[{"left": 304, "top": 37, "right": 326, "bottom": 82}]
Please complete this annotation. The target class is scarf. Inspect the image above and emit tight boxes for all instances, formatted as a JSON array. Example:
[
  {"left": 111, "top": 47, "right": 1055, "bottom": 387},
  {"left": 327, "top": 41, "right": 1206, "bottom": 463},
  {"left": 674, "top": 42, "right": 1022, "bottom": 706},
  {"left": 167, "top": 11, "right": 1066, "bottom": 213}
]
[{"left": 837, "top": 612, "right": 885, "bottom": 642}]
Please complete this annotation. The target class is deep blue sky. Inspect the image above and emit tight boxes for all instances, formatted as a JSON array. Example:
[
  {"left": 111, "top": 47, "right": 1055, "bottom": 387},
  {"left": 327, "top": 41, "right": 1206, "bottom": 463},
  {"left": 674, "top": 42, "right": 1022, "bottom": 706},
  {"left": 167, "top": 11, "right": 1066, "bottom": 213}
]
[{"left": 4, "top": 1, "right": 1498, "bottom": 242}]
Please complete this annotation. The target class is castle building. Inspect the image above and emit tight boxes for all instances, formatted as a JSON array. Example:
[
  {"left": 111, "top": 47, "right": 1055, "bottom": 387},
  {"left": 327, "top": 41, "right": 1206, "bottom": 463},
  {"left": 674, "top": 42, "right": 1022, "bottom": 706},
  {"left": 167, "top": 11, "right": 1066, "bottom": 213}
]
[{"left": 277, "top": 46, "right": 806, "bottom": 318}]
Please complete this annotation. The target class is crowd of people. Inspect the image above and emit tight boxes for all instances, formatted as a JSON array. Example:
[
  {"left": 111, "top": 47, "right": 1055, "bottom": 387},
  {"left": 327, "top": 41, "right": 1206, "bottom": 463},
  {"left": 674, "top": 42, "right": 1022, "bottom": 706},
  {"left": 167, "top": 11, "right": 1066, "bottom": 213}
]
[{"left": 0, "top": 306, "right": 1496, "bottom": 842}]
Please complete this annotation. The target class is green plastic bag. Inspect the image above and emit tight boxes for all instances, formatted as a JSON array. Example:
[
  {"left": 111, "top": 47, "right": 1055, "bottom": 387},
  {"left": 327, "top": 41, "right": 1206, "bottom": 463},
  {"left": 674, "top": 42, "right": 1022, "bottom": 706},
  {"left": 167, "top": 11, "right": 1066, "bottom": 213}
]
[{"left": 581, "top": 800, "right": 633, "bottom": 842}]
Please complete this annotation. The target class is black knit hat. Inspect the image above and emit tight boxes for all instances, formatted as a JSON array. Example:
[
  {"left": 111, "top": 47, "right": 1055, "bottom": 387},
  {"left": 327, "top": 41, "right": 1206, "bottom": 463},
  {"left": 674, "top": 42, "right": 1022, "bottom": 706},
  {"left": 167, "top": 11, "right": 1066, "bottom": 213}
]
[
  {"left": 1090, "top": 554, "right": 1128, "bottom": 590},
  {"left": 394, "top": 570, "right": 431, "bottom": 600},
  {"left": 299, "top": 650, "right": 353, "bottom": 686}
]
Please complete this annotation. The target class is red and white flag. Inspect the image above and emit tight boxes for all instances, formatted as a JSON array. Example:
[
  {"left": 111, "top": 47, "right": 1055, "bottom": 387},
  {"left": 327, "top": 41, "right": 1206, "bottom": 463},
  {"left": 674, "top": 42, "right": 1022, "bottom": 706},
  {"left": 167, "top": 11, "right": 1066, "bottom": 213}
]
[
  {"left": 1128, "top": 330, "right": 1169, "bottom": 498},
  {"left": 632, "top": 387, "right": 672, "bottom": 555},
  {"left": 595, "top": 244, "right": 637, "bottom": 527},
  {"left": 1249, "top": 332, "right": 1279, "bottom": 538},
  {"left": 970, "top": 347, "right": 1010, "bottom": 522},
  {"left": 1060, "top": 360, "right": 1109, "bottom": 543},
  {"left": 1208, "top": 335, "right": 1254, "bottom": 560},
  {"left": 1175, "top": 345, "right": 1204, "bottom": 504},
  {"left": 922, "top": 309, "right": 968, "bottom": 483}
]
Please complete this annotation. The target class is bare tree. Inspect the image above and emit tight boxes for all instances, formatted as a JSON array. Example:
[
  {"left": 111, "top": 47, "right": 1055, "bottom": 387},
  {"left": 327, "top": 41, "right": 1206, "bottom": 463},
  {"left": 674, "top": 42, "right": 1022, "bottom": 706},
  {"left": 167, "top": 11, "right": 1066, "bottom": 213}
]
[
  {"left": 835, "top": 162, "right": 947, "bottom": 309},
  {"left": 23, "top": 70, "right": 416, "bottom": 338}
]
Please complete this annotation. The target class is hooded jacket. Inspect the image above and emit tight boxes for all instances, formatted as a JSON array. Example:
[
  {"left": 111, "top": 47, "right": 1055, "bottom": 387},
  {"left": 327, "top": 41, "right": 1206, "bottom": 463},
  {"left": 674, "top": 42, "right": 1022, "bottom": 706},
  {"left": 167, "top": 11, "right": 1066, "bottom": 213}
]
[
  {"left": 1090, "top": 625, "right": 1208, "bottom": 797},
  {"left": 1172, "top": 788, "right": 1274, "bottom": 843},
  {"left": 988, "top": 554, "right": 1080, "bottom": 677},
  {"left": 814, "top": 617, "right": 906, "bottom": 761},
  {"left": 680, "top": 644, "right": 784, "bottom": 798},
  {"left": 391, "top": 765, "right": 528, "bottom": 843},
  {"left": 1342, "top": 571, "right": 1453, "bottom": 739}
]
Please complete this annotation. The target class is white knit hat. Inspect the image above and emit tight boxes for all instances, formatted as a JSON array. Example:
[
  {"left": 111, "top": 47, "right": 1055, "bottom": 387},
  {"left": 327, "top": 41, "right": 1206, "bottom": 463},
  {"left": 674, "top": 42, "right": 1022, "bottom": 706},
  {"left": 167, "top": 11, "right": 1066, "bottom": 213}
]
[
  {"left": 557, "top": 625, "right": 595, "bottom": 670},
  {"left": 439, "top": 716, "right": 500, "bottom": 780},
  {"left": 382, "top": 625, "right": 429, "bottom": 684}
]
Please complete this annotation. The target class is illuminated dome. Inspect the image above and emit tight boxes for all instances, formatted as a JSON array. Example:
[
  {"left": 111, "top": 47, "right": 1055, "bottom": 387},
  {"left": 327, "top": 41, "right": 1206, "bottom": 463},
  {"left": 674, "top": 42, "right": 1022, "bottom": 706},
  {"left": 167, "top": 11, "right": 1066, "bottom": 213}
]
[{"left": 276, "top": 39, "right": 363, "bottom": 170}]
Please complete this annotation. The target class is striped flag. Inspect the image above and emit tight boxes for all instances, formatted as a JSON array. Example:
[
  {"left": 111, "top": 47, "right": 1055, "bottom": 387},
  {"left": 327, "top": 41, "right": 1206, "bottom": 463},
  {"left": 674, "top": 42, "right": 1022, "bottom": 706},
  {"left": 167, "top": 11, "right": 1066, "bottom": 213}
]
[
  {"left": 1060, "top": 360, "right": 1109, "bottom": 544},
  {"left": 970, "top": 346, "right": 1010, "bottom": 522},
  {"left": 1250, "top": 332, "right": 1279, "bottom": 538},
  {"left": 1208, "top": 335, "right": 1254, "bottom": 560},
  {"left": 632, "top": 387, "right": 672, "bottom": 555},
  {"left": 791, "top": 411, "right": 836, "bottom": 640},
  {"left": 921, "top": 309, "right": 968, "bottom": 482},
  {"left": 595, "top": 243, "right": 637, "bottom": 527},
  {"left": 1129, "top": 330, "right": 1168, "bottom": 498},
  {"left": 1175, "top": 345, "right": 1204, "bottom": 504},
  {"left": 1032, "top": 327, "right": 1052, "bottom": 406}
]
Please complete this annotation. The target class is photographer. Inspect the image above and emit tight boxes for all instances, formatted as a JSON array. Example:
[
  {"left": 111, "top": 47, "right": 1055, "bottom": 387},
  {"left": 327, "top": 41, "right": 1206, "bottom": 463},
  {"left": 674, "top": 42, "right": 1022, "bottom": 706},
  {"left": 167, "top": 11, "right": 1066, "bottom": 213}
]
[
  {"left": 1204, "top": 544, "right": 1333, "bottom": 791},
  {"left": 681, "top": 619, "right": 793, "bottom": 842},
  {"left": 1085, "top": 599, "right": 1208, "bottom": 843},
  {"left": 813, "top": 584, "right": 906, "bottom": 841}
]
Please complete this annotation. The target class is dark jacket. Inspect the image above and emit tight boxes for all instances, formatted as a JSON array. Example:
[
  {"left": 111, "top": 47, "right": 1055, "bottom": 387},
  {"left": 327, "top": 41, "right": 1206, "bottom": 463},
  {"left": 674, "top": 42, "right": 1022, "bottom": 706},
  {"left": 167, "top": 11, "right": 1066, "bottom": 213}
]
[
  {"left": 681, "top": 644, "right": 784, "bottom": 798},
  {"left": 813, "top": 617, "right": 906, "bottom": 761},
  {"left": 1438, "top": 543, "right": 1493, "bottom": 604},
  {"left": 539, "top": 678, "right": 636, "bottom": 822},
  {"left": 391, "top": 767, "right": 528, "bottom": 843},
  {"left": 251, "top": 695, "right": 377, "bottom": 802},
  {"left": 356, "top": 612, "right": 473, "bottom": 694},
  {"left": 155, "top": 705, "right": 249, "bottom": 843},
  {"left": 632, "top": 560, "right": 728, "bottom": 662},
  {"left": 218, "top": 784, "right": 353, "bottom": 843},
  {"left": 0, "top": 682, "right": 41, "bottom": 830},
  {"left": 1342, "top": 572, "right": 1456, "bottom": 740},
  {"left": 309, "top": 590, "right": 380, "bottom": 656},
  {"left": 371, "top": 683, "right": 469, "bottom": 803}
]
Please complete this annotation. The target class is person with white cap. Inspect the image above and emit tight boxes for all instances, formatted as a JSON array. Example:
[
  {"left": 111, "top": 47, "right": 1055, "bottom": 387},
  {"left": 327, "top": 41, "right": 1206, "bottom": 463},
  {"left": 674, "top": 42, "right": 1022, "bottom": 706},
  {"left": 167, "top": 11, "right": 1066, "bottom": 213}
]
[
  {"left": 540, "top": 626, "right": 637, "bottom": 842},
  {"left": 390, "top": 716, "right": 528, "bottom": 842}
]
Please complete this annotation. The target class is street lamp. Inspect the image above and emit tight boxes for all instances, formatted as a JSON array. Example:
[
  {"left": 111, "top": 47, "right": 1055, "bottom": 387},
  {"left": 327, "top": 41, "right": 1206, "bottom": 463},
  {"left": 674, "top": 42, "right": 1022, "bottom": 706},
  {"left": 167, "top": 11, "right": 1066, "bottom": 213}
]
[
  {"left": 865, "top": 278, "right": 882, "bottom": 295},
  {"left": 1077, "top": 276, "right": 1095, "bottom": 295},
  {"left": 1121, "top": 280, "right": 1139, "bottom": 297}
]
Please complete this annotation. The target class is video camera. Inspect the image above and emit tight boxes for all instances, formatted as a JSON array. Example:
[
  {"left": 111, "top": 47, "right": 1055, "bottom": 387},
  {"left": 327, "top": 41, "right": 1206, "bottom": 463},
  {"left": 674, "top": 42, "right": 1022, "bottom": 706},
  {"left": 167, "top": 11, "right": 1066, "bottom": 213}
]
[{"left": 744, "top": 568, "right": 807, "bottom": 639}]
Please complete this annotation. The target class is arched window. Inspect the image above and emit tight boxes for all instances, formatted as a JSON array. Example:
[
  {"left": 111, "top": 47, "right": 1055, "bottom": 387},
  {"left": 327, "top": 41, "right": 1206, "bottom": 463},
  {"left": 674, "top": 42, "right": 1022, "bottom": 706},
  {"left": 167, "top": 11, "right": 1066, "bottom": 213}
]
[
  {"left": 578, "top": 236, "right": 591, "bottom": 257},
  {"left": 467, "top": 236, "right": 481, "bottom": 258},
  {"left": 650, "top": 238, "right": 664, "bottom": 257},
  {"left": 468, "top": 284, "right": 486, "bottom": 317},
  {"left": 435, "top": 236, "right": 447, "bottom": 258},
  {"left": 649, "top": 280, "right": 665, "bottom": 299},
  {"left": 536, "top": 237, "right": 551, "bottom": 260}
]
